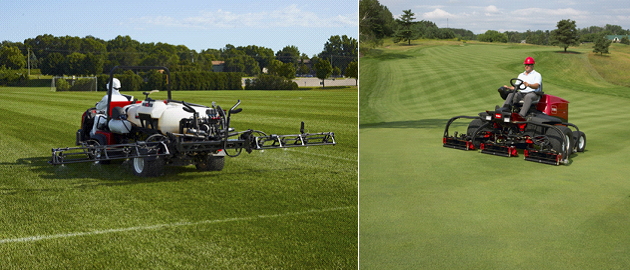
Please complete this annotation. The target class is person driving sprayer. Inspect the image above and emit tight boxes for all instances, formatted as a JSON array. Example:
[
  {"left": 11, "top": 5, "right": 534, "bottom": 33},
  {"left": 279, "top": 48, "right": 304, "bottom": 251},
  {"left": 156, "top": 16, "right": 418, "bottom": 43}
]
[
  {"left": 95, "top": 78, "right": 132, "bottom": 111},
  {"left": 497, "top": 57, "right": 542, "bottom": 117},
  {"left": 91, "top": 78, "right": 134, "bottom": 136}
]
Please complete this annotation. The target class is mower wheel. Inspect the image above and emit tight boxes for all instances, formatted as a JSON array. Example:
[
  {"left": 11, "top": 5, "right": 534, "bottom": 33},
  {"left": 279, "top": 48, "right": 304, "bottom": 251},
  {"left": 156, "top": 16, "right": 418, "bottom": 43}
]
[
  {"left": 545, "top": 126, "right": 573, "bottom": 156},
  {"left": 195, "top": 155, "right": 225, "bottom": 171},
  {"left": 132, "top": 156, "right": 165, "bottom": 177},
  {"left": 573, "top": 131, "right": 586, "bottom": 153},
  {"left": 89, "top": 134, "right": 110, "bottom": 164},
  {"left": 467, "top": 119, "right": 491, "bottom": 148}
]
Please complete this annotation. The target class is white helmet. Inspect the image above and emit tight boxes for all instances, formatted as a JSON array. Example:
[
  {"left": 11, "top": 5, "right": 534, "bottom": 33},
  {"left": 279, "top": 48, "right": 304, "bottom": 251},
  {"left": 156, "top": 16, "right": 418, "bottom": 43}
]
[{"left": 106, "top": 78, "right": 121, "bottom": 90}]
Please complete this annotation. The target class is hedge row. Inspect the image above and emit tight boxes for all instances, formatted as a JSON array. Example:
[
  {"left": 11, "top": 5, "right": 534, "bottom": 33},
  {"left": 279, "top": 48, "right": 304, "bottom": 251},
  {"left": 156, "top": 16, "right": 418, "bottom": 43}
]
[
  {"left": 244, "top": 74, "right": 299, "bottom": 90},
  {"left": 95, "top": 71, "right": 243, "bottom": 92},
  {"left": 0, "top": 68, "right": 28, "bottom": 86},
  {"left": 54, "top": 78, "right": 96, "bottom": 91}
]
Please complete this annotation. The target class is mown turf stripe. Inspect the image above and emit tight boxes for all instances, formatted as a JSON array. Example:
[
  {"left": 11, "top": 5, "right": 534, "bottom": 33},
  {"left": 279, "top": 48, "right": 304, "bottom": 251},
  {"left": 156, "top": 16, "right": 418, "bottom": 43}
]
[{"left": 0, "top": 206, "right": 352, "bottom": 244}]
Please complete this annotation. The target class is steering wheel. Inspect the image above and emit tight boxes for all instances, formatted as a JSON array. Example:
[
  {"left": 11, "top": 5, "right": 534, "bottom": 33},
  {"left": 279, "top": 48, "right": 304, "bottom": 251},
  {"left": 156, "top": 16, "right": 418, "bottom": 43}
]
[{"left": 510, "top": 78, "right": 527, "bottom": 90}]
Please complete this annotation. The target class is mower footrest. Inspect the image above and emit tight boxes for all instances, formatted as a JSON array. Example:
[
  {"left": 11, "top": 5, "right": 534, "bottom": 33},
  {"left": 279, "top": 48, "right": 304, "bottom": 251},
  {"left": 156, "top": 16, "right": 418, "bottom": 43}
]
[
  {"left": 524, "top": 149, "right": 561, "bottom": 166},
  {"left": 480, "top": 143, "right": 518, "bottom": 157},
  {"left": 443, "top": 137, "right": 475, "bottom": 150}
]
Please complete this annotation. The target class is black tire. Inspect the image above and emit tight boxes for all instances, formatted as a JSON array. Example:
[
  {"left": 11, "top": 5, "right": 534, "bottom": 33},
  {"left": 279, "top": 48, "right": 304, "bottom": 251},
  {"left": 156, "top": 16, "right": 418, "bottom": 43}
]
[
  {"left": 573, "top": 131, "right": 586, "bottom": 153},
  {"left": 196, "top": 155, "right": 225, "bottom": 171},
  {"left": 545, "top": 126, "right": 573, "bottom": 156},
  {"left": 132, "top": 134, "right": 168, "bottom": 177},
  {"left": 467, "top": 119, "right": 491, "bottom": 148},
  {"left": 132, "top": 156, "right": 165, "bottom": 177},
  {"left": 89, "top": 134, "right": 110, "bottom": 164}
]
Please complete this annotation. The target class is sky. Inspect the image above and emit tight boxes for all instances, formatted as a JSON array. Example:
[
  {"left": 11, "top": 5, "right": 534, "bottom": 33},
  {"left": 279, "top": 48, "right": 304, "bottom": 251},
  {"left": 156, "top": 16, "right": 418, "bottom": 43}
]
[
  {"left": 380, "top": 0, "right": 630, "bottom": 34},
  {"left": 0, "top": 0, "right": 358, "bottom": 57}
]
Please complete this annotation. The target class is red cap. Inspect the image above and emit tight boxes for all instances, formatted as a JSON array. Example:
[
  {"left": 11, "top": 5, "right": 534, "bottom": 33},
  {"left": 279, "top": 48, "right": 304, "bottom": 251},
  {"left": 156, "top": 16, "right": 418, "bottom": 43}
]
[{"left": 524, "top": 57, "right": 535, "bottom": 65}]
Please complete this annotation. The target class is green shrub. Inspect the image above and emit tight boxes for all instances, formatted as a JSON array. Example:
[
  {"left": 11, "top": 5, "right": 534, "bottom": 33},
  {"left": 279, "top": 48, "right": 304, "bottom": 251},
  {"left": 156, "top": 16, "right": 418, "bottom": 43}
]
[
  {"left": 0, "top": 67, "right": 28, "bottom": 86},
  {"left": 245, "top": 74, "right": 299, "bottom": 90},
  {"left": 69, "top": 78, "right": 97, "bottom": 91},
  {"left": 55, "top": 78, "right": 70, "bottom": 91}
]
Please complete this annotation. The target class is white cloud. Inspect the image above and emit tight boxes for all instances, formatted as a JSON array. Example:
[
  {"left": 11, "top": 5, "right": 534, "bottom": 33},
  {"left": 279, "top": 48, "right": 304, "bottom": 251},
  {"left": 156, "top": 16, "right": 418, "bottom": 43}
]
[
  {"left": 133, "top": 5, "right": 357, "bottom": 29},
  {"left": 422, "top": 8, "right": 456, "bottom": 19},
  {"left": 513, "top": 7, "right": 588, "bottom": 17},
  {"left": 485, "top": 5, "right": 500, "bottom": 14}
]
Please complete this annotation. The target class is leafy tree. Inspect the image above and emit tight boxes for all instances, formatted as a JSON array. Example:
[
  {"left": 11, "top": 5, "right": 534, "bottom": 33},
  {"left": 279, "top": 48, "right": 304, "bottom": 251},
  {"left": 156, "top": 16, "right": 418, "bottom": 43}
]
[
  {"left": 345, "top": 61, "right": 358, "bottom": 86},
  {"left": 360, "top": 0, "right": 395, "bottom": 53},
  {"left": 526, "top": 30, "right": 551, "bottom": 45},
  {"left": 297, "top": 63, "right": 310, "bottom": 76},
  {"left": 593, "top": 35, "right": 612, "bottom": 55},
  {"left": 314, "top": 59, "right": 333, "bottom": 88},
  {"left": 224, "top": 54, "right": 260, "bottom": 76},
  {"left": 621, "top": 36, "right": 630, "bottom": 45},
  {"left": 318, "top": 35, "right": 358, "bottom": 76},
  {"left": 83, "top": 53, "right": 105, "bottom": 75},
  {"left": 238, "top": 45, "right": 275, "bottom": 72},
  {"left": 550, "top": 19, "right": 580, "bottom": 52},
  {"left": 106, "top": 35, "right": 141, "bottom": 69},
  {"left": 267, "top": 59, "right": 295, "bottom": 79},
  {"left": 65, "top": 52, "right": 86, "bottom": 75},
  {"left": 276, "top": 45, "right": 300, "bottom": 66},
  {"left": 0, "top": 46, "right": 26, "bottom": 69},
  {"left": 42, "top": 52, "right": 65, "bottom": 76},
  {"left": 393, "top": 10, "right": 419, "bottom": 45},
  {"left": 478, "top": 30, "right": 508, "bottom": 43}
]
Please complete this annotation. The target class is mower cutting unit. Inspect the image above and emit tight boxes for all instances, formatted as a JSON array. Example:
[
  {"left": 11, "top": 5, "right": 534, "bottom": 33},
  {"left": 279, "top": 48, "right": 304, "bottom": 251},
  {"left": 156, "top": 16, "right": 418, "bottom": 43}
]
[
  {"left": 443, "top": 78, "right": 586, "bottom": 165},
  {"left": 50, "top": 66, "right": 336, "bottom": 176}
]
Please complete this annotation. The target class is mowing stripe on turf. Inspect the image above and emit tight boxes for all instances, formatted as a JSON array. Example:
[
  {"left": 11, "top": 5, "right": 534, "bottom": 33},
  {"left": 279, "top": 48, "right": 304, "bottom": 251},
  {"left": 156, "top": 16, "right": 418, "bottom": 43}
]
[
  {"left": 0, "top": 206, "right": 352, "bottom": 244},
  {"left": 283, "top": 148, "right": 356, "bottom": 162}
]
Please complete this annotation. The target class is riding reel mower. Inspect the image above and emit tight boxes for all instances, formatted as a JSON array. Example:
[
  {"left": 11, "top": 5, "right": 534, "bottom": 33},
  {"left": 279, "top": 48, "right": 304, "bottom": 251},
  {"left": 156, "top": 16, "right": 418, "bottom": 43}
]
[
  {"left": 443, "top": 78, "right": 586, "bottom": 165},
  {"left": 50, "top": 66, "right": 336, "bottom": 176}
]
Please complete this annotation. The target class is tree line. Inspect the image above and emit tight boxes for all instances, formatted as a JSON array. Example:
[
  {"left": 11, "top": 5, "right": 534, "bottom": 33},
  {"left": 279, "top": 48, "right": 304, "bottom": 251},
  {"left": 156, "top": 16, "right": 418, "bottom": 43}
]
[
  {"left": 0, "top": 34, "right": 358, "bottom": 88},
  {"left": 360, "top": 0, "right": 629, "bottom": 53}
]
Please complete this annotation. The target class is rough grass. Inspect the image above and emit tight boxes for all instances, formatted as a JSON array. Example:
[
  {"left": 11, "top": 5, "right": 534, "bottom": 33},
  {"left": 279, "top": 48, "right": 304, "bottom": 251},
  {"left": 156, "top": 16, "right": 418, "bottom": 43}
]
[
  {"left": 0, "top": 87, "right": 357, "bottom": 268},
  {"left": 360, "top": 40, "right": 630, "bottom": 269}
]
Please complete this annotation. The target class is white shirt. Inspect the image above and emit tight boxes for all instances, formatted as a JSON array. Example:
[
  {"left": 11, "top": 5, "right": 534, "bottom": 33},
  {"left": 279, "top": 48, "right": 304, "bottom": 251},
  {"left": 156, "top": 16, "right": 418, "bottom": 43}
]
[
  {"left": 517, "top": 70, "right": 542, "bottom": 93},
  {"left": 95, "top": 89, "right": 129, "bottom": 111}
]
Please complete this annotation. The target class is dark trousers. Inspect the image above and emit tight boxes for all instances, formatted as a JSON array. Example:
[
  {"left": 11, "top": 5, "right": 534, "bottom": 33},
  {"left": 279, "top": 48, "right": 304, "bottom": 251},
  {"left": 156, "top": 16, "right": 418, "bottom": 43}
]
[{"left": 503, "top": 92, "right": 539, "bottom": 116}]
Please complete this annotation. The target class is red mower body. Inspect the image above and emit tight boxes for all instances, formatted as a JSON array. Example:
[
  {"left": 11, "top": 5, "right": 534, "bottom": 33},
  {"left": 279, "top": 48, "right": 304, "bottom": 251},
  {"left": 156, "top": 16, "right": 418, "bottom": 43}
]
[{"left": 536, "top": 94, "right": 569, "bottom": 121}]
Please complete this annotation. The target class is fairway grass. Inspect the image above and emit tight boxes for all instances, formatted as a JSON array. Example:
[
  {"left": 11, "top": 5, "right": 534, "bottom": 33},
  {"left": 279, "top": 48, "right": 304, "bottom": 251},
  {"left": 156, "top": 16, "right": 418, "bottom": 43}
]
[
  {"left": 360, "top": 41, "right": 630, "bottom": 268},
  {"left": 0, "top": 87, "right": 357, "bottom": 268}
]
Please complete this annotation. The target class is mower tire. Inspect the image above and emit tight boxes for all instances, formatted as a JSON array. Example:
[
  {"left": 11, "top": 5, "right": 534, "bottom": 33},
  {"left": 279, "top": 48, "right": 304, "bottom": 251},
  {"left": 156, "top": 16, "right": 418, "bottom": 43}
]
[
  {"left": 467, "top": 119, "right": 490, "bottom": 148},
  {"left": 573, "top": 131, "right": 586, "bottom": 153},
  {"left": 545, "top": 126, "right": 573, "bottom": 156},
  {"left": 195, "top": 155, "right": 225, "bottom": 171},
  {"left": 132, "top": 156, "right": 165, "bottom": 177}
]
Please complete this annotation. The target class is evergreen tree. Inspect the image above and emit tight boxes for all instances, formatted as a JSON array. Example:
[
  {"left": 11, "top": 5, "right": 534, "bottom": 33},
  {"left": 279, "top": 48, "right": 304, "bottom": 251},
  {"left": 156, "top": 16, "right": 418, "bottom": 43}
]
[
  {"left": 393, "top": 10, "right": 420, "bottom": 45},
  {"left": 550, "top": 19, "right": 580, "bottom": 52},
  {"left": 593, "top": 35, "right": 612, "bottom": 55}
]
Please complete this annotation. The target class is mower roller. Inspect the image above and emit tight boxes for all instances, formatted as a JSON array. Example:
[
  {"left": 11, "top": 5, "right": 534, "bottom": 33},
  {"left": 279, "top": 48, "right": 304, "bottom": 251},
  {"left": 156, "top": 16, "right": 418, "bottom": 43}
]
[
  {"left": 443, "top": 78, "right": 586, "bottom": 165},
  {"left": 50, "top": 66, "right": 336, "bottom": 176}
]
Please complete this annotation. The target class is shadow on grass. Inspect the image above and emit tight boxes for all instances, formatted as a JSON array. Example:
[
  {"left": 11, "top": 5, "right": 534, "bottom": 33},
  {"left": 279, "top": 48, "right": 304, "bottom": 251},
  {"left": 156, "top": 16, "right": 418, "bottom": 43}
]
[
  {"left": 0, "top": 156, "right": 301, "bottom": 195},
  {"left": 360, "top": 119, "right": 467, "bottom": 129},
  {"left": 364, "top": 49, "right": 414, "bottom": 61},
  {"left": 555, "top": 50, "right": 583, "bottom": 54}
]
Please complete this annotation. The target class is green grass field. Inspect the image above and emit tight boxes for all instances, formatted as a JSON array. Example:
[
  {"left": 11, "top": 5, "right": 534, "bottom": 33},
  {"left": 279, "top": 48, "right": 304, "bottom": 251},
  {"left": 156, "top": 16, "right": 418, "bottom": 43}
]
[
  {"left": 0, "top": 87, "right": 357, "bottom": 268},
  {"left": 360, "top": 41, "right": 630, "bottom": 268}
]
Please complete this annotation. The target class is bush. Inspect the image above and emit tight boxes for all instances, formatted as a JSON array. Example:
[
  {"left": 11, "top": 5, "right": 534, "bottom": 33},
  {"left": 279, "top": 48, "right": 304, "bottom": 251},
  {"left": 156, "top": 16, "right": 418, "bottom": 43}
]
[
  {"left": 69, "top": 78, "right": 97, "bottom": 91},
  {"left": 95, "top": 70, "right": 243, "bottom": 92},
  {"left": 171, "top": 71, "right": 242, "bottom": 90},
  {"left": 55, "top": 78, "right": 70, "bottom": 91},
  {"left": 0, "top": 67, "right": 28, "bottom": 86},
  {"left": 244, "top": 74, "right": 298, "bottom": 90}
]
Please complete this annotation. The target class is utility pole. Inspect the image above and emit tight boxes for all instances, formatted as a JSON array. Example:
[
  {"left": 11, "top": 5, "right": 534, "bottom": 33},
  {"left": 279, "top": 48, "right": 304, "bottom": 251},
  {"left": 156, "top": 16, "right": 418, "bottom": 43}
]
[{"left": 27, "top": 48, "right": 30, "bottom": 76}]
